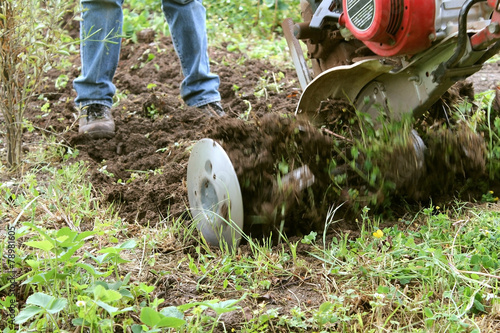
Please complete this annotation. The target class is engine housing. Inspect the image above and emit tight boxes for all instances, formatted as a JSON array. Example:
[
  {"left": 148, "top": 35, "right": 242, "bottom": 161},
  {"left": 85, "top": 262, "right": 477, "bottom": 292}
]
[{"left": 342, "top": 0, "right": 436, "bottom": 56}]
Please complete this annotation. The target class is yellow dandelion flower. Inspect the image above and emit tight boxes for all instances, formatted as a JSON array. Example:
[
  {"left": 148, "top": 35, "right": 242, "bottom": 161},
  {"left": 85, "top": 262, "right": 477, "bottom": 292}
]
[
  {"left": 489, "top": 191, "right": 494, "bottom": 194},
  {"left": 495, "top": 197, "right": 499, "bottom": 202},
  {"left": 373, "top": 229, "right": 384, "bottom": 238}
]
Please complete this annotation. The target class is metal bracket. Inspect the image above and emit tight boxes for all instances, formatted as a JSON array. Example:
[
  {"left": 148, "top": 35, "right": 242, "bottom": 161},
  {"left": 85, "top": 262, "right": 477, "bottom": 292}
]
[
  {"left": 282, "top": 18, "right": 312, "bottom": 90},
  {"left": 309, "top": 0, "right": 342, "bottom": 29}
]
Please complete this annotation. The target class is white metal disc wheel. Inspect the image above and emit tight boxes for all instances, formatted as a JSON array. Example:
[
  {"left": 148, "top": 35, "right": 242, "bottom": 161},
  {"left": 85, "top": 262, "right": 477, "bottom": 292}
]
[{"left": 186, "top": 139, "right": 244, "bottom": 249}]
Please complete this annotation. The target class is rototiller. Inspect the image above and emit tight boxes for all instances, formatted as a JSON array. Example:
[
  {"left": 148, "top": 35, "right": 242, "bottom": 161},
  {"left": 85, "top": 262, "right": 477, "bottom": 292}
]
[{"left": 187, "top": 0, "right": 500, "bottom": 248}]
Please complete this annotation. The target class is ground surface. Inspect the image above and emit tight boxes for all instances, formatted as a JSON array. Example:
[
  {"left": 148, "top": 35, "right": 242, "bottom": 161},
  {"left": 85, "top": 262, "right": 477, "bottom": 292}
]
[
  {"left": 40, "top": 35, "right": 303, "bottom": 230},
  {"left": 7, "top": 30, "right": 500, "bottom": 330},
  {"left": 29, "top": 33, "right": 500, "bottom": 232}
]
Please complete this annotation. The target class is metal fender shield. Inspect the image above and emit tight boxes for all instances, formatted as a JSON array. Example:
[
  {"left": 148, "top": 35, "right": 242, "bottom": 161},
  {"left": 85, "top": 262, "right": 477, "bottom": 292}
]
[
  {"left": 296, "top": 59, "right": 392, "bottom": 123},
  {"left": 187, "top": 139, "right": 244, "bottom": 250}
]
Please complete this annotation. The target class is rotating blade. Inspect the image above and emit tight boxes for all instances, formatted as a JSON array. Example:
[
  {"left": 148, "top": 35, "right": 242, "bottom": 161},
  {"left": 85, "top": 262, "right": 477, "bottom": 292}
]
[{"left": 187, "top": 139, "right": 244, "bottom": 250}]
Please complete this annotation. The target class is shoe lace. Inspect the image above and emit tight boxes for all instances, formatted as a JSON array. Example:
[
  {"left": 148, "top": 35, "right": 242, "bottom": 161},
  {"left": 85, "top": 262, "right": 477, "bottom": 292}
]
[
  {"left": 206, "top": 102, "right": 225, "bottom": 116},
  {"left": 87, "top": 104, "right": 107, "bottom": 119},
  {"left": 209, "top": 102, "right": 222, "bottom": 111}
]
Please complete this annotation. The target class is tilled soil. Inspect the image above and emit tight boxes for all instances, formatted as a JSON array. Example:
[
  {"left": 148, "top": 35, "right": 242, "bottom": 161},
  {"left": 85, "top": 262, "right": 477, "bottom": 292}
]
[
  {"left": 18, "top": 32, "right": 500, "bottom": 237},
  {"left": 33, "top": 35, "right": 302, "bottom": 230}
]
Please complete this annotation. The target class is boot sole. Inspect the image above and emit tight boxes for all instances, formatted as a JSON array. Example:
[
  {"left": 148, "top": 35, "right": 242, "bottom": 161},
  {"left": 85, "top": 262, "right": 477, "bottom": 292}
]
[{"left": 80, "top": 130, "right": 115, "bottom": 139}]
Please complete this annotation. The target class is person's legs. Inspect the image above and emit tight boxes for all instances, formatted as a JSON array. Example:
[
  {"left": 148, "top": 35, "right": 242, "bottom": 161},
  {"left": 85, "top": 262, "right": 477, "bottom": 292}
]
[
  {"left": 73, "top": 0, "right": 124, "bottom": 108},
  {"left": 161, "top": 0, "right": 221, "bottom": 107}
]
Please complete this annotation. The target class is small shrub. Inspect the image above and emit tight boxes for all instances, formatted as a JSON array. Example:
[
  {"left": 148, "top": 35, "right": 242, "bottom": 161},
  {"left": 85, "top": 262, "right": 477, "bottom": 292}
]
[{"left": 0, "top": 0, "right": 74, "bottom": 168}]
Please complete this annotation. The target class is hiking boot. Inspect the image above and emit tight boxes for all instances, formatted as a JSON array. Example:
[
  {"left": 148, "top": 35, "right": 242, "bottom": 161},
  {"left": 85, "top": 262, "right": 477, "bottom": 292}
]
[
  {"left": 198, "top": 101, "right": 226, "bottom": 117},
  {"left": 79, "top": 104, "right": 115, "bottom": 139}
]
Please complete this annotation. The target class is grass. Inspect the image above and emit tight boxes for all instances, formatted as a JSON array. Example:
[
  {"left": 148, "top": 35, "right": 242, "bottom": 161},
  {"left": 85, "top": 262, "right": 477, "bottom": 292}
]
[
  {"left": 2, "top": 156, "right": 500, "bottom": 331},
  {"left": 1, "top": 0, "right": 500, "bottom": 332}
]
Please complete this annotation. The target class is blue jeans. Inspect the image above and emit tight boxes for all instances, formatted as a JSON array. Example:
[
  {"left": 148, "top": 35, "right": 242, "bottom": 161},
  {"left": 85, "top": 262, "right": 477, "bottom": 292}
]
[{"left": 73, "top": 0, "right": 220, "bottom": 108}]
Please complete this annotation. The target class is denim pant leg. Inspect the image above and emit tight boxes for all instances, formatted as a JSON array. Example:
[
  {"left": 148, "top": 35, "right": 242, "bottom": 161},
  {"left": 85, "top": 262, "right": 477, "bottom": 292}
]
[
  {"left": 73, "top": 0, "right": 124, "bottom": 108},
  {"left": 162, "top": 0, "right": 220, "bottom": 107}
]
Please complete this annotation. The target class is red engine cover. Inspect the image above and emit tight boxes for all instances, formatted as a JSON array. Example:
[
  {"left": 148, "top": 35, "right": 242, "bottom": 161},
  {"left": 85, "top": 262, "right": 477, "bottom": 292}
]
[{"left": 342, "top": 0, "right": 436, "bottom": 56}]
